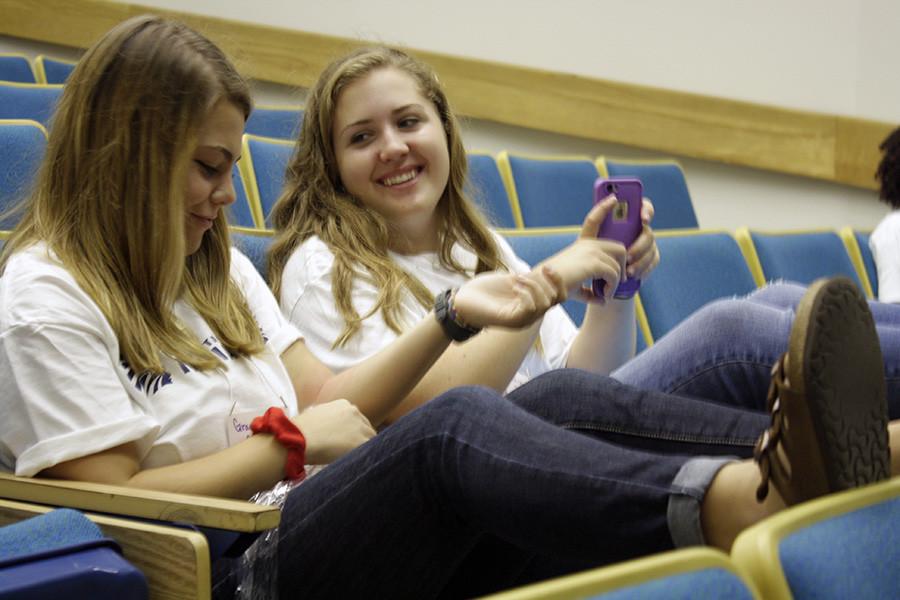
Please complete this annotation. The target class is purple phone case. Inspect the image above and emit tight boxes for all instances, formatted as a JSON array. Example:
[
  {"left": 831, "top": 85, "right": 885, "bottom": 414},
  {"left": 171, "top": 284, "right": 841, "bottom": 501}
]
[{"left": 592, "top": 177, "right": 642, "bottom": 299}]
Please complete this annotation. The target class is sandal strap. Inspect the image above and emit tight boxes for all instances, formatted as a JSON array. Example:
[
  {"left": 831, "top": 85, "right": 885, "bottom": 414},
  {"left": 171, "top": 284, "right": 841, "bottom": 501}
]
[{"left": 755, "top": 354, "right": 790, "bottom": 501}]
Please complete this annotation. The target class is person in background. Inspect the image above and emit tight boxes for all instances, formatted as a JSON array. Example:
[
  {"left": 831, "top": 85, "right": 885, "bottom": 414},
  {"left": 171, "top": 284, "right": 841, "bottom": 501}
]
[{"left": 870, "top": 125, "right": 900, "bottom": 302}]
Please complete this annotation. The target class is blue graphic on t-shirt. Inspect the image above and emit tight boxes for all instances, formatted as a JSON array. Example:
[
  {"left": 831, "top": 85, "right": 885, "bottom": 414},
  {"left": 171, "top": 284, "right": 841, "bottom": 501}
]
[
  {"left": 121, "top": 360, "right": 174, "bottom": 395},
  {"left": 203, "top": 335, "right": 232, "bottom": 361},
  {"left": 121, "top": 334, "right": 234, "bottom": 395}
]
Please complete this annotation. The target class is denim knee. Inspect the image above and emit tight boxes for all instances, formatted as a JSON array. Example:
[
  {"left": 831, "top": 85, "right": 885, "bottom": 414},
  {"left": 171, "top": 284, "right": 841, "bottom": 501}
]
[
  {"left": 688, "top": 299, "right": 768, "bottom": 343},
  {"left": 508, "top": 368, "right": 615, "bottom": 413},
  {"left": 746, "top": 281, "right": 806, "bottom": 308},
  {"left": 410, "top": 385, "right": 506, "bottom": 429}
]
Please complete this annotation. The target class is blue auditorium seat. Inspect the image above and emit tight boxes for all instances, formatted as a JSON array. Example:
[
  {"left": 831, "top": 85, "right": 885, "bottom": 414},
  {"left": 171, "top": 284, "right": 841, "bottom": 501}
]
[
  {"left": 245, "top": 105, "right": 304, "bottom": 140},
  {"left": 0, "top": 508, "right": 148, "bottom": 599},
  {"left": 732, "top": 477, "right": 900, "bottom": 600},
  {"left": 228, "top": 164, "right": 258, "bottom": 228},
  {"left": 0, "top": 472, "right": 279, "bottom": 598},
  {"left": 0, "top": 83, "right": 63, "bottom": 128},
  {"left": 638, "top": 230, "right": 757, "bottom": 341},
  {"left": 0, "top": 119, "right": 48, "bottom": 230},
  {"left": 600, "top": 158, "right": 699, "bottom": 230},
  {"left": 484, "top": 547, "right": 759, "bottom": 599},
  {"left": 240, "top": 134, "right": 295, "bottom": 227},
  {"left": 33, "top": 56, "right": 76, "bottom": 84},
  {"left": 497, "top": 152, "right": 599, "bottom": 227},
  {"left": 0, "top": 54, "right": 36, "bottom": 83},
  {"left": 466, "top": 152, "right": 519, "bottom": 228},
  {"left": 838, "top": 228, "right": 877, "bottom": 299},
  {"left": 232, "top": 228, "right": 274, "bottom": 281},
  {"left": 736, "top": 228, "right": 865, "bottom": 292}
]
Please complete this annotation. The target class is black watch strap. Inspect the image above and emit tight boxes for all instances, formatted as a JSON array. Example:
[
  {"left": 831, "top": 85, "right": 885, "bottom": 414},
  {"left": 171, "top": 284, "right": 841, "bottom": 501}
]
[{"left": 434, "top": 289, "right": 481, "bottom": 342}]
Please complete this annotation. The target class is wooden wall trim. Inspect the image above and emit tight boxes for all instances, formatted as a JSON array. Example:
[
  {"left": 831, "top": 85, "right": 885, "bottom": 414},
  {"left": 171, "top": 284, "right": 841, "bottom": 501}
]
[{"left": 0, "top": 0, "right": 891, "bottom": 190}]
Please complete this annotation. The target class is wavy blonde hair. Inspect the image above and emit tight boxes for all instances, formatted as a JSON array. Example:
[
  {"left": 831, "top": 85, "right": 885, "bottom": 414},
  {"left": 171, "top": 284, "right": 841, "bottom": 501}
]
[
  {"left": 0, "top": 15, "right": 265, "bottom": 374},
  {"left": 268, "top": 47, "right": 505, "bottom": 347}
]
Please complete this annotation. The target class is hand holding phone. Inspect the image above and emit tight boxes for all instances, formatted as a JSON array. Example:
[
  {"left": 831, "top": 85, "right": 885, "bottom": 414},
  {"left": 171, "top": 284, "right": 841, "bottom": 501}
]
[{"left": 592, "top": 177, "right": 643, "bottom": 299}]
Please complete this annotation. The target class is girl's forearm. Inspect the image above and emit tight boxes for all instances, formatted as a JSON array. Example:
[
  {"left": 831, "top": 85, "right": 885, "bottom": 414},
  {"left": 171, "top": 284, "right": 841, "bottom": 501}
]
[
  {"left": 314, "top": 314, "right": 452, "bottom": 425},
  {"left": 381, "top": 319, "right": 543, "bottom": 423},
  {"left": 566, "top": 298, "right": 636, "bottom": 373}
]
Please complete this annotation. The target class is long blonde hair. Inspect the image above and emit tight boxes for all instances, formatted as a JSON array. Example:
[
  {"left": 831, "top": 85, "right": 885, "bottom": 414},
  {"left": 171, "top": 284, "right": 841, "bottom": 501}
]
[
  {"left": 268, "top": 47, "right": 505, "bottom": 347},
  {"left": 0, "top": 15, "right": 265, "bottom": 374}
]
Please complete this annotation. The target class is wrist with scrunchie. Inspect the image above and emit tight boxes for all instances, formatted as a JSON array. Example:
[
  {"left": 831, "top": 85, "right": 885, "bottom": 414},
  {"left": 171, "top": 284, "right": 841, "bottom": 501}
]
[{"left": 250, "top": 407, "right": 306, "bottom": 481}]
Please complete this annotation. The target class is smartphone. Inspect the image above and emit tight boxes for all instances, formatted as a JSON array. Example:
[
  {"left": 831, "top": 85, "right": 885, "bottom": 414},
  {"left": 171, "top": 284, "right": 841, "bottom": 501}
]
[{"left": 592, "top": 177, "right": 643, "bottom": 299}]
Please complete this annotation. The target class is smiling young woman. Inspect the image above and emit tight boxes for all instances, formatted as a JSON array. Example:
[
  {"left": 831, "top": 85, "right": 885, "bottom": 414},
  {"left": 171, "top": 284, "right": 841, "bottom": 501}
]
[
  {"left": 331, "top": 67, "right": 451, "bottom": 253},
  {"left": 268, "top": 48, "right": 661, "bottom": 421}
]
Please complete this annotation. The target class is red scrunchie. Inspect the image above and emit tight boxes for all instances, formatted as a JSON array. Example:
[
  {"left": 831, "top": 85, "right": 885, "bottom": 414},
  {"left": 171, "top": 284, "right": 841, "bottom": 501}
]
[{"left": 251, "top": 407, "right": 306, "bottom": 481}]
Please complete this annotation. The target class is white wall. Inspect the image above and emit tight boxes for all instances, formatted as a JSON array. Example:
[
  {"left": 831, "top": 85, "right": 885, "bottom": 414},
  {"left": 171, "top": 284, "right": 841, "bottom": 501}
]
[{"left": 5, "top": 0, "right": 899, "bottom": 230}]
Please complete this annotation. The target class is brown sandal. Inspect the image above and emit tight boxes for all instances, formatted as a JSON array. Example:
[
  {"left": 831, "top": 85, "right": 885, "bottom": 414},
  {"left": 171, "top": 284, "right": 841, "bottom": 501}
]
[{"left": 754, "top": 277, "right": 890, "bottom": 505}]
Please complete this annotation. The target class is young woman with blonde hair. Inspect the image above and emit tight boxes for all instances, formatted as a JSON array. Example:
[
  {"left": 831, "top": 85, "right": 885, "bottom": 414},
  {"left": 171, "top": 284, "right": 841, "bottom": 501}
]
[
  {"left": 2, "top": 20, "right": 895, "bottom": 600},
  {"left": 268, "top": 47, "right": 660, "bottom": 421}
]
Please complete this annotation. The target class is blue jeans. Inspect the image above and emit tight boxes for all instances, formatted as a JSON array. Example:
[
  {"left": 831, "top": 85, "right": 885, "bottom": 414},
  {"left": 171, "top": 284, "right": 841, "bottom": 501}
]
[
  {"left": 216, "top": 369, "right": 768, "bottom": 599},
  {"left": 613, "top": 282, "right": 900, "bottom": 419}
]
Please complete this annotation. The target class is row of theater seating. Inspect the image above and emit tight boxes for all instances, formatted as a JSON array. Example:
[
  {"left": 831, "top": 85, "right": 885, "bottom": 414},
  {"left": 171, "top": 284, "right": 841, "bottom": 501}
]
[
  {"left": 0, "top": 212, "right": 874, "bottom": 354},
  {"left": 0, "top": 52, "right": 306, "bottom": 144},
  {"left": 225, "top": 132, "right": 698, "bottom": 231},
  {"left": 1, "top": 117, "right": 879, "bottom": 346},
  {"left": 3, "top": 469, "right": 898, "bottom": 597},
  {"left": 0, "top": 120, "right": 882, "bottom": 343},
  {"left": 0, "top": 53, "right": 76, "bottom": 85},
  {"left": 0, "top": 101, "right": 697, "bottom": 229},
  {"left": 0, "top": 78, "right": 306, "bottom": 144},
  {"left": 231, "top": 224, "right": 877, "bottom": 352}
]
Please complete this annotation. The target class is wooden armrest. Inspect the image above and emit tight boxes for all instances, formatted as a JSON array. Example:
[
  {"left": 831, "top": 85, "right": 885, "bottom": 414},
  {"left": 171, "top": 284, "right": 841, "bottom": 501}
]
[
  {"left": 0, "top": 472, "right": 279, "bottom": 532},
  {"left": 0, "top": 498, "right": 212, "bottom": 600}
]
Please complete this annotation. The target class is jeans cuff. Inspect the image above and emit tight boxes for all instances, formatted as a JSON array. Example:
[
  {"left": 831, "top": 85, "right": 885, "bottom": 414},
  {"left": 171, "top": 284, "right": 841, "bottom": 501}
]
[{"left": 667, "top": 456, "right": 737, "bottom": 548}]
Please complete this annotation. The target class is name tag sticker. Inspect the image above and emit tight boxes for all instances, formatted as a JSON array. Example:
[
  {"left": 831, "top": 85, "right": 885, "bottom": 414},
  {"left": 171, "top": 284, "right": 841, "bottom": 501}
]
[{"left": 226, "top": 410, "right": 259, "bottom": 447}]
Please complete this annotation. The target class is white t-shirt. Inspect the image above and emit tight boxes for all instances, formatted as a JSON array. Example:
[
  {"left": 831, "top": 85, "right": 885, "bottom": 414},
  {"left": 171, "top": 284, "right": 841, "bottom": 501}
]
[
  {"left": 0, "top": 244, "right": 302, "bottom": 477},
  {"left": 279, "top": 233, "right": 577, "bottom": 392},
  {"left": 870, "top": 210, "right": 900, "bottom": 303}
]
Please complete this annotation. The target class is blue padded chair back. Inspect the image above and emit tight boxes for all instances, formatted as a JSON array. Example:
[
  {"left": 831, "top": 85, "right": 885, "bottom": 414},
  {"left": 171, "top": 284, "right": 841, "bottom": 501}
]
[
  {"left": 244, "top": 136, "right": 295, "bottom": 227},
  {"left": 0, "top": 508, "right": 148, "bottom": 599},
  {"left": 856, "top": 231, "right": 877, "bottom": 298},
  {"left": 0, "top": 54, "right": 36, "bottom": 83},
  {"left": 36, "top": 56, "right": 77, "bottom": 84},
  {"left": 500, "top": 228, "right": 647, "bottom": 354},
  {"left": 466, "top": 153, "right": 518, "bottom": 228},
  {"left": 776, "top": 493, "right": 900, "bottom": 599},
  {"left": 596, "top": 568, "right": 755, "bottom": 599},
  {"left": 245, "top": 106, "right": 304, "bottom": 140},
  {"left": 227, "top": 165, "right": 257, "bottom": 228},
  {"left": 0, "top": 120, "right": 48, "bottom": 230},
  {"left": 489, "top": 547, "right": 758, "bottom": 599},
  {"left": 232, "top": 230, "right": 274, "bottom": 282},
  {"left": 504, "top": 155, "right": 599, "bottom": 227},
  {"left": 603, "top": 159, "right": 699, "bottom": 229},
  {"left": 639, "top": 231, "right": 757, "bottom": 341},
  {"left": 750, "top": 230, "right": 863, "bottom": 290},
  {"left": 0, "top": 83, "right": 63, "bottom": 127}
]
